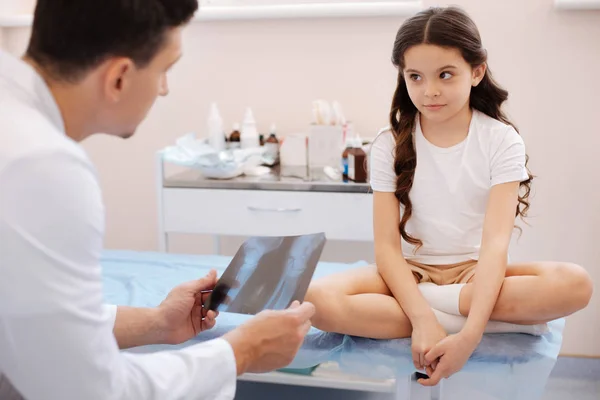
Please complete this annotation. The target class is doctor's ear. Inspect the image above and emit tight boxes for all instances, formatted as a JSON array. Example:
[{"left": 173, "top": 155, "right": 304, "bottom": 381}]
[{"left": 103, "top": 58, "right": 135, "bottom": 102}]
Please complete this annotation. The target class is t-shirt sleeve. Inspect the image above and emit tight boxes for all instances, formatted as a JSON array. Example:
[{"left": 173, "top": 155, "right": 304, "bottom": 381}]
[
  {"left": 490, "top": 127, "right": 530, "bottom": 186},
  {"left": 369, "top": 130, "right": 397, "bottom": 192}
]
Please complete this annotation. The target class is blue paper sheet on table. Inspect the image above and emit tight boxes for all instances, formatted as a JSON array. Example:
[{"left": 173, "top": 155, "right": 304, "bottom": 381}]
[{"left": 101, "top": 250, "right": 564, "bottom": 397}]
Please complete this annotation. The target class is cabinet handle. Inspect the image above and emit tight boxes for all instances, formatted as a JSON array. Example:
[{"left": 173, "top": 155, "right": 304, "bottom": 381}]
[{"left": 247, "top": 206, "right": 302, "bottom": 213}]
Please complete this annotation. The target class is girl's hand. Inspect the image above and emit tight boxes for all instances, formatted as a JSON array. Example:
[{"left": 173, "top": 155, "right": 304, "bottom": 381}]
[
  {"left": 411, "top": 318, "right": 447, "bottom": 371},
  {"left": 419, "top": 332, "right": 480, "bottom": 386}
]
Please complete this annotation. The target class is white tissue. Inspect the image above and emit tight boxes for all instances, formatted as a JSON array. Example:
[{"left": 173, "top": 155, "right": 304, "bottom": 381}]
[
  {"left": 162, "top": 133, "right": 265, "bottom": 179},
  {"left": 312, "top": 100, "right": 346, "bottom": 126}
]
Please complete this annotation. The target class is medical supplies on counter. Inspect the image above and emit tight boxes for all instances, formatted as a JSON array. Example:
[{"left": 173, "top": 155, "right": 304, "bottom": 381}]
[
  {"left": 162, "top": 132, "right": 265, "bottom": 179},
  {"left": 163, "top": 101, "right": 372, "bottom": 181}
]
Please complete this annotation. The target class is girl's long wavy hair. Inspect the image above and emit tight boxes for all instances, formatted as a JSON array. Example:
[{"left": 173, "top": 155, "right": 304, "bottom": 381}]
[{"left": 390, "top": 6, "right": 533, "bottom": 250}]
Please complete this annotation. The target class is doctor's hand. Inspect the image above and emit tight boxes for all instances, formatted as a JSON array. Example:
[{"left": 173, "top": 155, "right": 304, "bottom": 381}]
[
  {"left": 223, "top": 301, "right": 315, "bottom": 375},
  {"left": 157, "top": 269, "right": 219, "bottom": 345},
  {"left": 418, "top": 331, "right": 479, "bottom": 386}
]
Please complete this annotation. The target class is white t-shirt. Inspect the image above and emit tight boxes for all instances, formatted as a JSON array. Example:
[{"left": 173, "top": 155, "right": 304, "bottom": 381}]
[
  {"left": 0, "top": 51, "right": 236, "bottom": 399},
  {"left": 369, "top": 110, "right": 529, "bottom": 265}
]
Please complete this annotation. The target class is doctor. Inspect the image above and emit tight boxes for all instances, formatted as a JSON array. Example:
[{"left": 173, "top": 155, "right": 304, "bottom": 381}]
[{"left": 0, "top": 1, "right": 314, "bottom": 399}]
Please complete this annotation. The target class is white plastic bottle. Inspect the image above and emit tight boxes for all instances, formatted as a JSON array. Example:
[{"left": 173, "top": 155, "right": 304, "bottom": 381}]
[
  {"left": 208, "top": 102, "right": 225, "bottom": 152},
  {"left": 263, "top": 123, "right": 280, "bottom": 165},
  {"left": 240, "top": 107, "right": 260, "bottom": 149}
]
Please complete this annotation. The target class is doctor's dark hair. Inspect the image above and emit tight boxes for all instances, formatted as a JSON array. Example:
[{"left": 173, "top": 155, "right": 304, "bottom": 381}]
[
  {"left": 390, "top": 6, "right": 533, "bottom": 250},
  {"left": 25, "top": 0, "right": 198, "bottom": 82}
]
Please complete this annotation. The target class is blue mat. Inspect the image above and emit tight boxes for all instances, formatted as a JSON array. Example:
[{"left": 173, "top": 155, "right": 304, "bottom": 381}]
[{"left": 101, "top": 249, "right": 564, "bottom": 396}]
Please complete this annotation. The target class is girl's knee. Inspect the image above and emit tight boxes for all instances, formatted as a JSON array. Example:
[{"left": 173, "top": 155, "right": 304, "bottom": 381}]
[
  {"left": 304, "top": 283, "right": 325, "bottom": 306},
  {"left": 304, "top": 284, "right": 342, "bottom": 331},
  {"left": 554, "top": 263, "right": 593, "bottom": 311}
]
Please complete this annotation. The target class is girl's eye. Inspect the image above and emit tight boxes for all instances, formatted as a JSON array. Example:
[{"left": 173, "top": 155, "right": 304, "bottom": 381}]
[
  {"left": 440, "top": 72, "right": 453, "bottom": 80},
  {"left": 409, "top": 74, "right": 422, "bottom": 81}
]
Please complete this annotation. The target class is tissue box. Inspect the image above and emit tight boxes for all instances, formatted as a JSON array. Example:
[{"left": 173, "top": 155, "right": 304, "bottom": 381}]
[
  {"left": 279, "top": 134, "right": 308, "bottom": 167},
  {"left": 307, "top": 125, "right": 344, "bottom": 168}
]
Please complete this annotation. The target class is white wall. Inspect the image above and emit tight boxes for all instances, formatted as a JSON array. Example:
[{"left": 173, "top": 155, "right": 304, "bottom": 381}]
[
  {"left": 0, "top": 0, "right": 31, "bottom": 51},
  {"left": 0, "top": 0, "right": 35, "bottom": 13},
  {"left": 1, "top": 0, "right": 599, "bottom": 356}
]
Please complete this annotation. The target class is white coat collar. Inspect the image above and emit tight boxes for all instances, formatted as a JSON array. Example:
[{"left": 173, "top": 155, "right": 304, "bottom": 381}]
[{"left": 0, "top": 50, "right": 65, "bottom": 134}]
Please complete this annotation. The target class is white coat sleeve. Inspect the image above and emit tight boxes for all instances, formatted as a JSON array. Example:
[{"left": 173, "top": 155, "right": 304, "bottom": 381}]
[{"left": 0, "top": 151, "right": 237, "bottom": 400}]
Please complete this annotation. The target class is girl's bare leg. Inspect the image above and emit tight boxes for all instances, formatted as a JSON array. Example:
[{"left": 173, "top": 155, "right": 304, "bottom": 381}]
[
  {"left": 459, "top": 262, "right": 593, "bottom": 324},
  {"left": 304, "top": 265, "right": 416, "bottom": 339}
]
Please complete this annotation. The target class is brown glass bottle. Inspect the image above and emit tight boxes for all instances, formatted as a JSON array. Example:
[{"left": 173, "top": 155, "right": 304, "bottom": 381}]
[
  {"left": 229, "top": 123, "right": 241, "bottom": 149},
  {"left": 347, "top": 139, "right": 367, "bottom": 183}
]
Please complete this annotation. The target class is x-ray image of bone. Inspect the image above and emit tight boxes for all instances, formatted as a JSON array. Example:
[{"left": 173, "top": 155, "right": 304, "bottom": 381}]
[
  {"left": 207, "top": 233, "right": 326, "bottom": 315},
  {"left": 262, "top": 234, "right": 325, "bottom": 310},
  {"left": 219, "top": 236, "right": 283, "bottom": 311}
]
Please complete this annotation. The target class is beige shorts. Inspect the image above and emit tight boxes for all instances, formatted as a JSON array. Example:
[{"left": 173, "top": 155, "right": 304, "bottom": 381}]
[{"left": 407, "top": 259, "right": 478, "bottom": 285}]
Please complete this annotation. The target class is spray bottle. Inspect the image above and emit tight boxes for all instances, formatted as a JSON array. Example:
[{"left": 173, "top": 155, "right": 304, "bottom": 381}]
[
  {"left": 207, "top": 102, "right": 225, "bottom": 152},
  {"left": 241, "top": 107, "right": 260, "bottom": 149}
]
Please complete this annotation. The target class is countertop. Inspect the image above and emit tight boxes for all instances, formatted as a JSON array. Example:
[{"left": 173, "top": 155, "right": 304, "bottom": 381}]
[{"left": 163, "top": 165, "right": 372, "bottom": 194}]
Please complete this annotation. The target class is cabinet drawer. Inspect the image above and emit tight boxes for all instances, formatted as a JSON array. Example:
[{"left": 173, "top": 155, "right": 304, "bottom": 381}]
[{"left": 162, "top": 188, "right": 374, "bottom": 241}]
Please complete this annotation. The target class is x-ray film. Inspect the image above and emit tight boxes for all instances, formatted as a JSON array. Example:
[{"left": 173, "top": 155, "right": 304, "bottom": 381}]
[{"left": 205, "top": 232, "right": 326, "bottom": 315}]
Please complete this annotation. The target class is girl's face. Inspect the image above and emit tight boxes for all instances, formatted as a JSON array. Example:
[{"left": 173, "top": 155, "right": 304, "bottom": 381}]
[{"left": 403, "top": 44, "right": 485, "bottom": 123}]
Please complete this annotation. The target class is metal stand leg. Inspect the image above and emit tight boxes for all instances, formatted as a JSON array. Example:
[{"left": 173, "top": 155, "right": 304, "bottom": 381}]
[
  {"left": 156, "top": 151, "right": 168, "bottom": 253},
  {"left": 395, "top": 375, "right": 411, "bottom": 399},
  {"left": 159, "top": 233, "right": 169, "bottom": 253},
  {"left": 431, "top": 383, "right": 442, "bottom": 400},
  {"left": 213, "top": 235, "right": 221, "bottom": 255},
  {"left": 397, "top": 373, "right": 442, "bottom": 400}
]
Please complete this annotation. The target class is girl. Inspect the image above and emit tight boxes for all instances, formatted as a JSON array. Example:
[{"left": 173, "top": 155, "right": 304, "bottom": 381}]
[{"left": 305, "top": 6, "right": 592, "bottom": 387}]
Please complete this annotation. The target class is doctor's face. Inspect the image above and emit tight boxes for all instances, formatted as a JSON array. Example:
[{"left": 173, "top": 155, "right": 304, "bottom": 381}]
[{"left": 98, "top": 27, "right": 182, "bottom": 139}]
